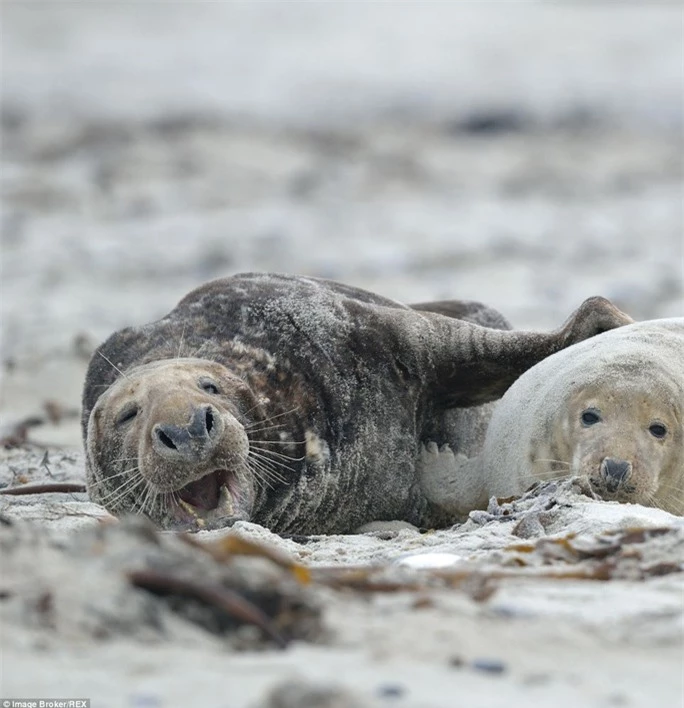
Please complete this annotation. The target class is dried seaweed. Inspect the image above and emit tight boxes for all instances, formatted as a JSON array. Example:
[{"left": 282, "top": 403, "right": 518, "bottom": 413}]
[
  {"left": 127, "top": 568, "right": 288, "bottom": 648},
  {"left": 0, "top": 482, "right": 87, "bottom": 496}
]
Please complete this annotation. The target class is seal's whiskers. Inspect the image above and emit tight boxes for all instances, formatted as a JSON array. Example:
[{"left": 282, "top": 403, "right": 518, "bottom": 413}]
[
  {"left": 534, "top": 470, "right": 576, "bottom": 482},
  {"left": 248, "top": 443, "right": 305, "bottom": 463},
  {"left": 246, "top": 459, "right": 282, "bottom": 490},
  {"left": 176, "top": 322, "right": 187, "bottom": 360},
  {"left": 88, "top": 466, "right": 139, "bottom": 489},
  {"left": 97, "top": 469, "right": 146, "bottom": 507},
  {"left": 244, "top": 407, "right": 300, "bottom": 431},
  {"left": 97, "top": 350, "right": 130, "bottom": 380},
  {"left": 248, "top": 438, "right": 305, "bottom": 446},
  {"left": 96, "top": 473, "right": 146, "bottom": 507},
  {"left": 134, "top": 481, "right": 156, "bottom": 516},
  {"left": 247, "top": 451, "right": 290, "bottom": 479},
  {"left": 534, "top": 458, "right": 571, "bottom": 467},
  {"left": 248, "top": 449, "right": 302, "bottom": 473},
  {"left": 649, "top": 482, "right": 684, "bottom": 514}
]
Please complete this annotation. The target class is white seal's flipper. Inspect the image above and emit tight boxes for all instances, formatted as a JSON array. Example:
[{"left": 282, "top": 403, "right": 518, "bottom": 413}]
[{"left": 417, "top": 442, "right": 485, "bottom": 518}]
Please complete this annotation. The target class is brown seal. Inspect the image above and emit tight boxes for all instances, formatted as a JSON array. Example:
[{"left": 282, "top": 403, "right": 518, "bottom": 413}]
[
  {"left": 419, "top": 318, "right": 683, "bottom": 517},
  {"left": 82, "top": 272, "right": 632, "bottom": 533}
]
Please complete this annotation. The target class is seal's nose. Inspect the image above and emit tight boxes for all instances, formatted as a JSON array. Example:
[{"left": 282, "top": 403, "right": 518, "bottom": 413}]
[
  {"left": 600, "top": 457, "right": 632, "bottom": 492},
  {"left": 188, "top": 405, "right": 215, "bottom": 439},
  {"left": 153, "top": 405, "right": 218, "bottom": 460}
]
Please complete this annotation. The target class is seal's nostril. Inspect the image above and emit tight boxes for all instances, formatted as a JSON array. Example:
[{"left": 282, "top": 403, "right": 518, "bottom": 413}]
[
  {"left": 188, "top": 405, "right": 214, "bottom": 439},
  {"left": 602, "top": 458, "right": 631, "bottom": 484},
  {"left": 157, "top": 429, "right": 177, "bottom": 450}
]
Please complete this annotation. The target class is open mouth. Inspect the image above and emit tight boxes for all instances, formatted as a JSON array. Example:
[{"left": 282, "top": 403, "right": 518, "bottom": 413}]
[{"left": 177, "top": 469, "right": 237, "bottom": 515}]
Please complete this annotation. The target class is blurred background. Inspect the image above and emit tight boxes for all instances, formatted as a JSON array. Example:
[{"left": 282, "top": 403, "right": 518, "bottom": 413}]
[{"left": 1, "top": 3, "right": 682, "bottom": 447}]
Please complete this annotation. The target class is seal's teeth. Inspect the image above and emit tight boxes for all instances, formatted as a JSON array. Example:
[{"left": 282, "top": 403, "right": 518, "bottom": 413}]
[
  {"left": 218, "top": 484, "right": 234, "bottom": 515},
  {"left": 178, "top": 498, "right": 199, "bottom": 517}
]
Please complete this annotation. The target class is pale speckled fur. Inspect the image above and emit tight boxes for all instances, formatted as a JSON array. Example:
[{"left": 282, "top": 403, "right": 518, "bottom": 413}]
[{"left": 420, "top": 319, "right": 684, "bottom": 516}]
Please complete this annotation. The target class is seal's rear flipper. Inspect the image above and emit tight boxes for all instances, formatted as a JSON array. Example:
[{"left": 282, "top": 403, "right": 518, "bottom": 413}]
[
  {"left": 410, "top": 299, "right": 512, "bottom": 331},
  {"left": 391, "top": 296, "right": 633, "bottom": 408}
]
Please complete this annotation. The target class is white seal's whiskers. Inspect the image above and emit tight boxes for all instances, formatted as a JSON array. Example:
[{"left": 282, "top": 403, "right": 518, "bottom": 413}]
[
  {"left": 533, "top": 458, "right": 571, "bottom": 467},
  {"left": 653, "top": 480, "right": 683, "bottom": 494},
  {"left": 645, "top": 491, "right": 676, "bottom": 514},
  {"left": 649, "top": 482, "right": 684, "bottom": 514},
  {"left": 534, "top": 470, "right": 578, "bottom": 483}
]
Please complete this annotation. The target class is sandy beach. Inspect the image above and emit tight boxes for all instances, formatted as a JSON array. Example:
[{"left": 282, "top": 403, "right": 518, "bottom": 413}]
[{"left": 1, "top": 4, "right": 682, "bottom": 707}]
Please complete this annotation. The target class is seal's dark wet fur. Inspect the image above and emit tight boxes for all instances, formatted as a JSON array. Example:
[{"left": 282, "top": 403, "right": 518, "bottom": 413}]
[{"left": 82, "top": 272, "right": 631, "bottom": 534}]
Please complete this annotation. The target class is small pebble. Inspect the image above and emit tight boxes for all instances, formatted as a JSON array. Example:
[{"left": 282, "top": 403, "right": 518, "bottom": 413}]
[
  {"left": 129, "top": 695, "right": 161, "bottom": 708},
  {"left": 395, "top": 552, "right": 464, "bottom": 569},
  {"left": 471, "top": 658, "right": 506, "bottom": 675},
  {"left": 377, "top": 683, "right": 405, "bottom": 698},
  {"left": 522, "top": 672, "right": 551, "bottom": 685},
  {"left": 411, "top": 594, "right": 434, "bottom": 610}
]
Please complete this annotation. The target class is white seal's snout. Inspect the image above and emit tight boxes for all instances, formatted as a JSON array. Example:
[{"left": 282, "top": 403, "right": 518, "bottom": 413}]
[{"left": 599, "top": 457, "right": 632, "bottom": 492}]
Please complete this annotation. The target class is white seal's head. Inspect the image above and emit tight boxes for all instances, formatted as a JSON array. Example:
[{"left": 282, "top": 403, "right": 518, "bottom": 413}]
[
  {"left": 540, "top": 363, "right": 682, "bottom": 510},
  {"left": 85, "top": 358, "right": 262, "bottom": 529},
  {"left": 484, "top": 319, "right": 684, "bottom": 515}
]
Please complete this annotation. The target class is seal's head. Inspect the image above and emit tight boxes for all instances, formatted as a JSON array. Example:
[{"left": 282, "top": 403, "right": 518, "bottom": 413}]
[
  {"left": 85, "top": 358, "right": 262, "bottom": 530},
  {"left": 538, "top": 366, "right": 683, "bottom": 513}
]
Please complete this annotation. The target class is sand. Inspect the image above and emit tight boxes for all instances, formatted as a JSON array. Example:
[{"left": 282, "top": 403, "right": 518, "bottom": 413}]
[{"left": 1, "top": 448, "right": 683, "bottom": 708}]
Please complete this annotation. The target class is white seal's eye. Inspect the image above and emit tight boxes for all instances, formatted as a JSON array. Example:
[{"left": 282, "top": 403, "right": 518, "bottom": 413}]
[
  {"left": 200, "top": 380, "right": 220, "bottom": 395},
  {"left": 581, "top": 409, "right": 601, "bottom": 426},
  {"left": 649, "top": 423, "right": 667, "bottom": 439},
  {"left": 116, "top": 405, "right": 138, "bottom": 426}
]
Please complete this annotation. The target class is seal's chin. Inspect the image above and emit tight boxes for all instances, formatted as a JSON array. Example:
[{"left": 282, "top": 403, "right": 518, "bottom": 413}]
[
  {"left": 168, "top": 469, "right": 248, "bottom": 531},
  {"left": 588, "top": 481, "right": 639, "bottom": 504}
]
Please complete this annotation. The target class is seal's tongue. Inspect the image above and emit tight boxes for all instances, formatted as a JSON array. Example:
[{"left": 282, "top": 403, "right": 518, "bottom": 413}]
[{"left": 178, "top": 470, "right": 227, "bottom": 510}]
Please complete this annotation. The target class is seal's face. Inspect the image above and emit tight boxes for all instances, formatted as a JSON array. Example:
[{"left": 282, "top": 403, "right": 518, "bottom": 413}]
[
  {"left": 541, "top": 381, "right": 682, "bottom": 512},
  {"left": 86, "top": 358, "right": 262, "bottom": 530}
]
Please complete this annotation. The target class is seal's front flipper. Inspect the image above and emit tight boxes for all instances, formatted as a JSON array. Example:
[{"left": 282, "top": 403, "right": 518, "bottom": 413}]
[
  {"left": 354, "top": 520, "right": 420, "bottom": 535},
  {"left": 417, "top": 442, "right": 485, "bottom": 517}
]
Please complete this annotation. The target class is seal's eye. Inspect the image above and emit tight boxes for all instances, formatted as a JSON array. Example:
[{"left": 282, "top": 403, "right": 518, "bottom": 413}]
[
  {"left": 200, "top": 380, "right": 220, "bottom": 395},
  {"left": 116, "top": 405, "right": 138, "bottom": 426},
  {"left": 649, "top": 423, "right": 667, "bottom": 439},
  {"left": 581, "top": 409, "right": 601, "bottom": 427}
]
